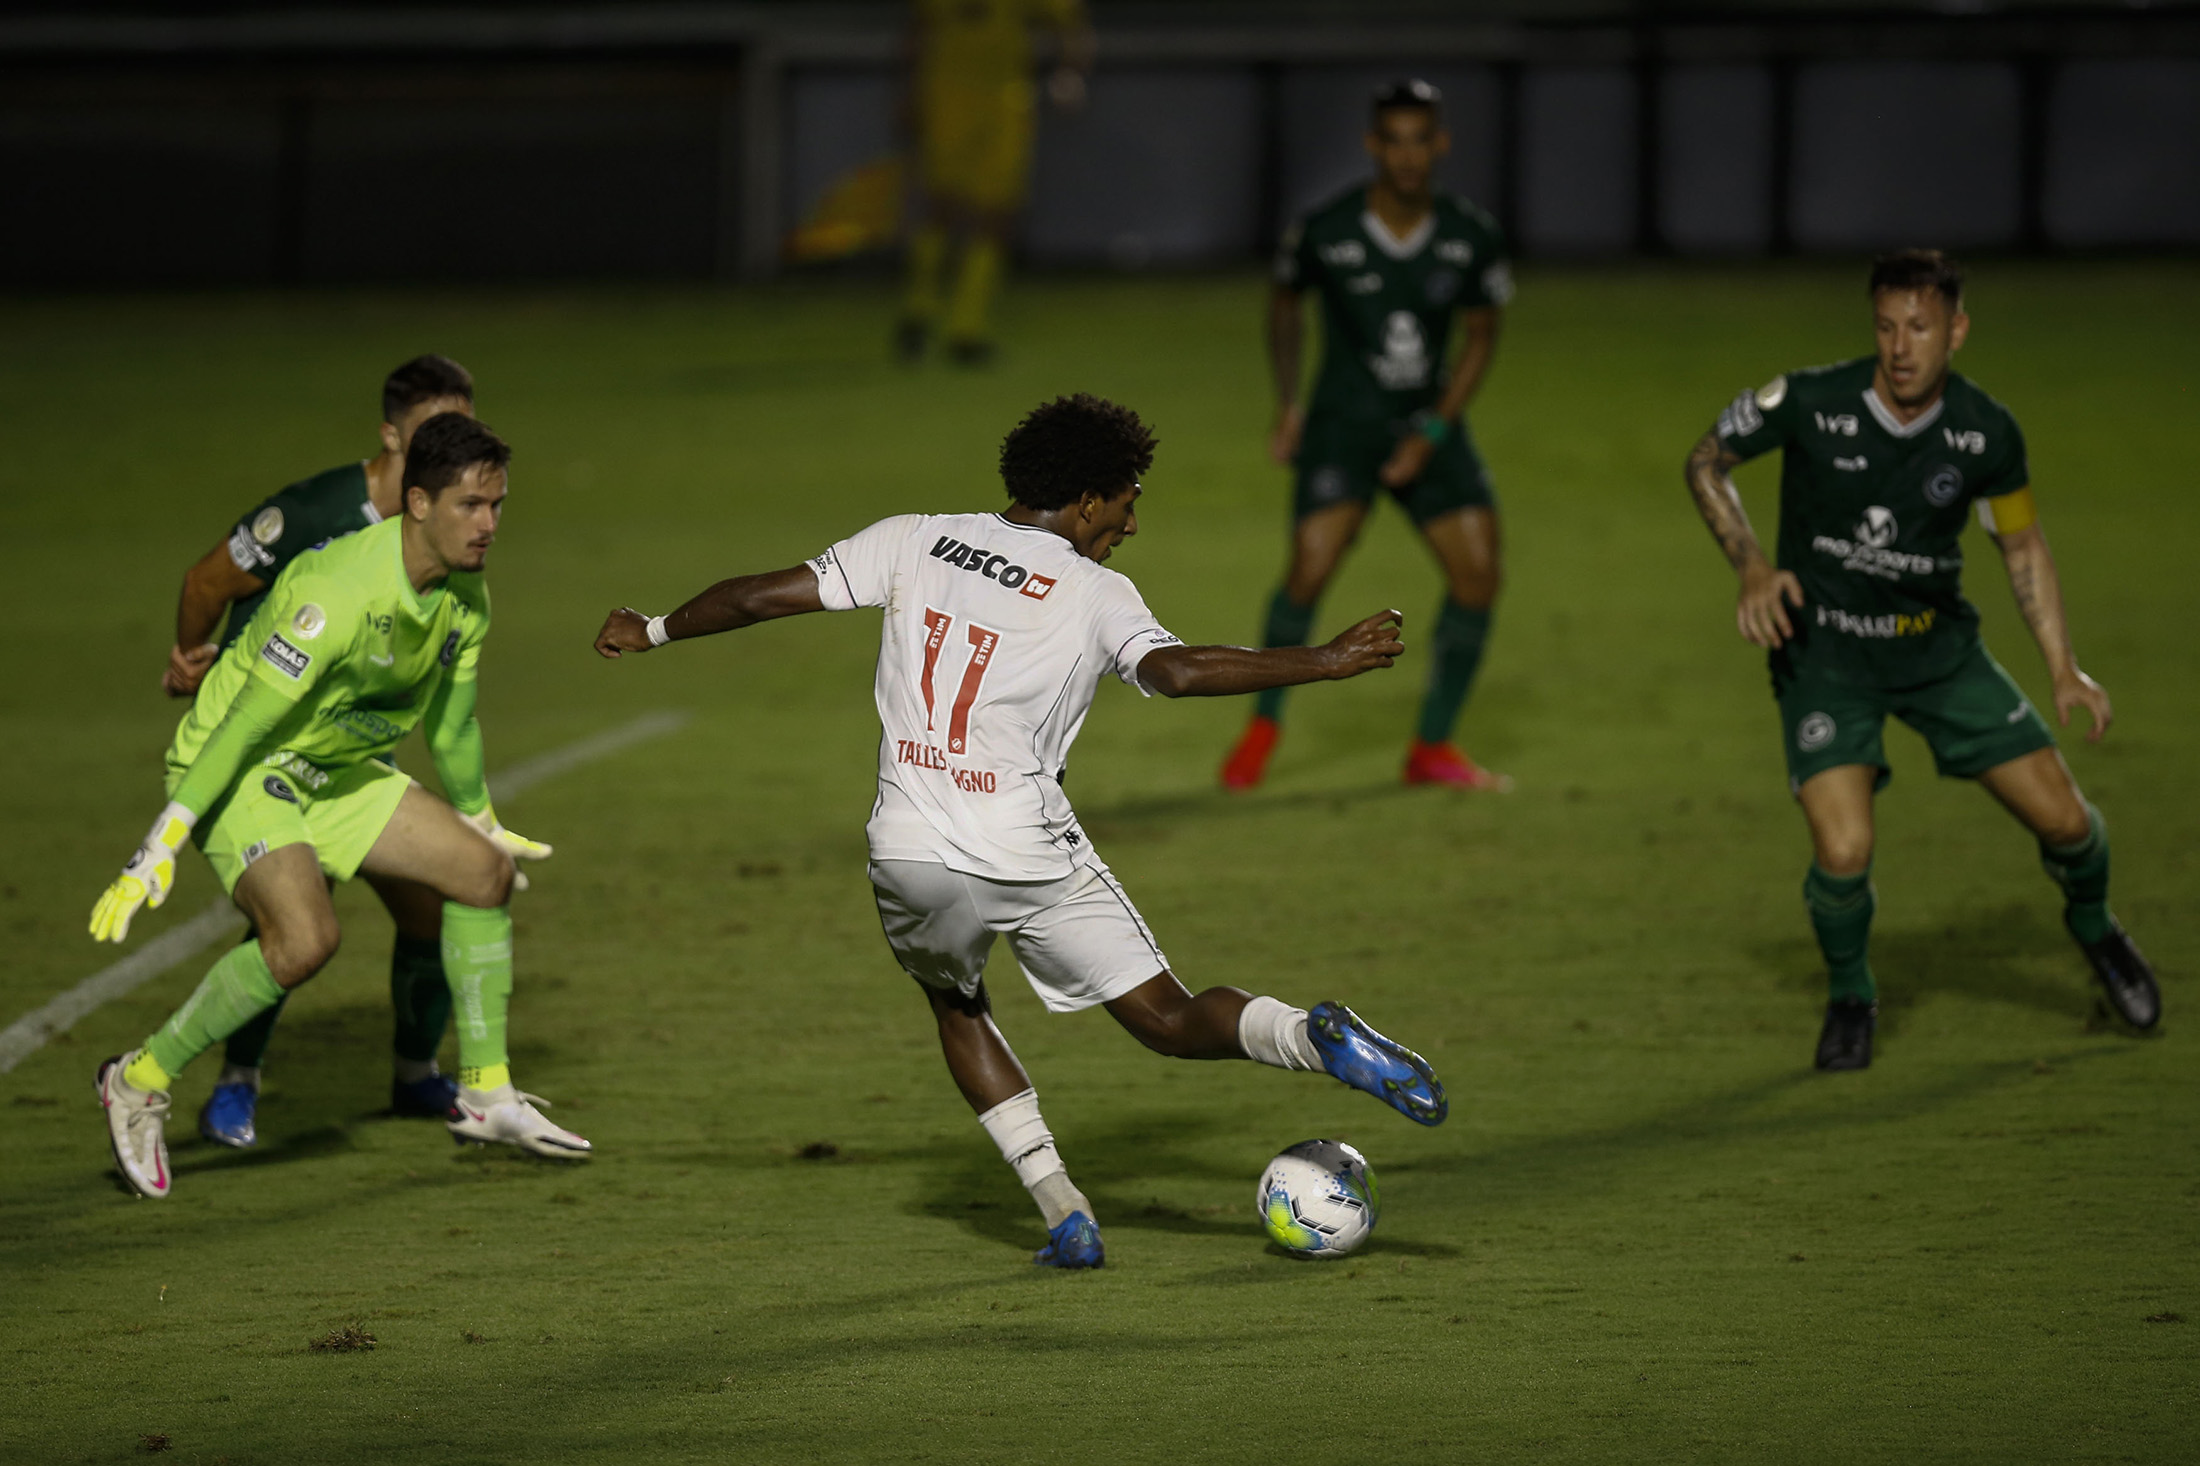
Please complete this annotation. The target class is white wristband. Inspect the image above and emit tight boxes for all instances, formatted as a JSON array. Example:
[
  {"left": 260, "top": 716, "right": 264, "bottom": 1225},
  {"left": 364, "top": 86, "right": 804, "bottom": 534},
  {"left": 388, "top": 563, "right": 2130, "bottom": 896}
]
[
  {"left": 150, "top": 799, "right": 199, "bottom": 850},
  {"left": 645, "top": 614, "right": 670, "bottom": 648}
]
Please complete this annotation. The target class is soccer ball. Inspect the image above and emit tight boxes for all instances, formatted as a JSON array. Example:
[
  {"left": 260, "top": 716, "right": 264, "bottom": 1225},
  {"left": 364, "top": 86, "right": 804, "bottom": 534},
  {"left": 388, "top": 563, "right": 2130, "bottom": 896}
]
[{"left": 1257, "top": 1139, "right": 1379, "bottom": 1258}]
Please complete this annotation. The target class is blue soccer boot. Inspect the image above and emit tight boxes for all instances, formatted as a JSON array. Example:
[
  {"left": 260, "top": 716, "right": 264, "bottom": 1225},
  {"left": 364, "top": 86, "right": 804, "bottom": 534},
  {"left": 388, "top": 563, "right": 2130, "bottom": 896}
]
[
  {"left": 1308, "top": 1001, "right": 1447, "bottom": 1126},
  {"left": 197, "top": 1078, "right": 258, "bottom": 1149},
  {"left": 1034, "top": 1211, "right": 1105, "bottom": 1269},
  {"left": 390, "top": 1069, "right": 460, "bottom": 1119}
]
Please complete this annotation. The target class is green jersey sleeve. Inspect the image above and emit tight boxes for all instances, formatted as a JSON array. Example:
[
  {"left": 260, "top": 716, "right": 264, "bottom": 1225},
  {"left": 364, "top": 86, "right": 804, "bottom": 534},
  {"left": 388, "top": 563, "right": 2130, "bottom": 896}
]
[
  {"left": 245, "top": 565, "right": 360, "bottom": 699},
  {"left": 1713, "top": 374, "right": 1799, "bottom": 463},
  {"left": 445, "top": 575, "right": 491, "bottom": 685},
  {"left": 1971, "top": 412, "right": 2029, "bottom": 502},
  {"left": 225, "top": 467, "right": 368, "bottom": 584},
  {"left": 1457, "top": 209, "right": 1514, "bottom": 310}
]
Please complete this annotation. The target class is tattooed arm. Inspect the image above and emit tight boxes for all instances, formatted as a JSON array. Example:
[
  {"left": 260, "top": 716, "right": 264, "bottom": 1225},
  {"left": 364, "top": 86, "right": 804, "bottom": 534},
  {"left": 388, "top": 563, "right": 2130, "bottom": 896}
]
[
  {"left": 1685, "top": 431, "right": 1802, "bottom": 648},
  {"left": 1992, "top": 512, "right": 2112, "bottom": 740}
]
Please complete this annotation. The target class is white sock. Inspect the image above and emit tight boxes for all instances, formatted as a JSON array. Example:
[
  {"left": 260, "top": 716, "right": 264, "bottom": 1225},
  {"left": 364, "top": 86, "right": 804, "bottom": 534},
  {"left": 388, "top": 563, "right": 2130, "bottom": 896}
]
[
  {"left": 393, "top": 1056, "right": 439, "bottom": 1084},
  {"left": 1238, "top": 996, "right": 1322, "bottom": 1071},
  {"left": 215, "top": 1064, "right": 262, "bottom": 1090},
  {"left": 976, "top": 1087, "right": 1092, "bottom": 1228}
]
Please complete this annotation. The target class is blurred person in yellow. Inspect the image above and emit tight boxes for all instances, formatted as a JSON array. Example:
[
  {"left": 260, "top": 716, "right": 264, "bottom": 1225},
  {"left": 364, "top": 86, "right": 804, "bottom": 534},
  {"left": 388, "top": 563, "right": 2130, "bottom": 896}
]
[{"left": 897, "top": 0, "right": 1093, "bottom": 365}]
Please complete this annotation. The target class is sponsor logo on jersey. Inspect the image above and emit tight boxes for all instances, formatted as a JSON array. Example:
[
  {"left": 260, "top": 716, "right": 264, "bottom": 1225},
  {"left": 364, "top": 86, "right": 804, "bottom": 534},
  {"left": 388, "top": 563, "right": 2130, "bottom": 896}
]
[
  {"left": 1756, "top": 375, "right": 1788, "bottom": 410},
  {"left": 323, "top": 702, "right": 409, "bottom": 742},
  {"left": 1796, "top": 712, "right": 1836, "bottom": 752},
  {"left": 926, "top": 536, "right": 1047, "bottom": 594},
  {"left": 1319, "top": 240, "right": 1366, "bottom": 267},
  {"left": 1367, "top": 311, "right": 1431, "bottom": 390},
  {"left": 1815, "top": 603, "right": 1937, "bottom": 639},
  {"left": 263, "top": 751, "right": 330, "bottom": 790},
  {"left": 262, "top": 775, "right": 299, "bottom": 804},
  {"left": 1814, "top": 412, "right": 1859, "bottom": 436},
  {"left": 367, "top": 612, "right": 393, "bottom": 635},
  {"left": 228, "top": 526, "right": 273, "bottom": 571},
  {"left": 440, "top": 630, "right": 461, "bottom": 666},
  {"left": 1717, "top": 389, "right": 1763, "bottom": 440},
  {"left": 261, "top": 634, "right": 311, "bottom": 679},
  {"left": 1434, "top": 238, "right": 1475, "bottom": 266},
  {"left": 291, "top": 602, "right": 325, "bottom": 640},
  {"left": 251, "top": 507, "right": 285, "bottom": 545},
  {"left": 1855, "top": 506, "right": 1898, "bottom": 549},
  {"left": 1924, "top": 465, "right": 1964, "bottom": 506},
  {"left": 1833, "top": 455, "right": 1869, "bottom": 471},
  {"left": 1344, "top": 272, "right": 1383, "bottom": 295},
  {"left": 1942, "top": 428, "right": 1986, "bottom": 454}
]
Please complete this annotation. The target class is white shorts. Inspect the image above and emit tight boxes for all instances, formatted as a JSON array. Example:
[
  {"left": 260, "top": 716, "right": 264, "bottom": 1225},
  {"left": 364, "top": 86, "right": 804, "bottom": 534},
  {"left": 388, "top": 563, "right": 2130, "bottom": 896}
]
[{"left": 868, "top": 859, "right": 1170, "bottom": 1014}]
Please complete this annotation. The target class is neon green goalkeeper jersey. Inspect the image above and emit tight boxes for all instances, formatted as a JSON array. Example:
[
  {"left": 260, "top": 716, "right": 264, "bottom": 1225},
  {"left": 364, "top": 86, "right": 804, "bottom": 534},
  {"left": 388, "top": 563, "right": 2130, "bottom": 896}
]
[{"left": 168, "top": 516, "right": 489, "bottom": 800}]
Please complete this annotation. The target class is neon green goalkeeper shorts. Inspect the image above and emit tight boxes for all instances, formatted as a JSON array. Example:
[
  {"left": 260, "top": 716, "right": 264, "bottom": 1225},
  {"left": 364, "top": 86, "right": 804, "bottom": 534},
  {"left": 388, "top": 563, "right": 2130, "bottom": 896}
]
[{"left": 168, "top": 753, "right": 414, "bottom": 895}]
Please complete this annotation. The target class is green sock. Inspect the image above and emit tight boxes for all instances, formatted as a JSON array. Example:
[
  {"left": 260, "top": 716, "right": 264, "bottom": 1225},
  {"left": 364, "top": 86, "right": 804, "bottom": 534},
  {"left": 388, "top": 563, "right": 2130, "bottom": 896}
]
[
  {"left": 441, "top": 902, "right": 513, "bottom": 1090},
  {"left": 390, "top": 933, "right": 452, "bottom": 1065},
  {"left": 145, "top": 941, "right": 286, "bottom": 1083},
  {"left": 1803, "top": 864, "right": 1877, "bottom": 1004},
  {"left": 221, "top": 930, "right": 287, "bottom": 1068},
  {"left": 2040, "top": 804, "right": 2113, "bottom": 944},
  {"left": 1416, "top": 599, "right": 1492, "bottom": 746},
  {"left": 1253, "top": 588, "right": 1318, "bottom": 723}
]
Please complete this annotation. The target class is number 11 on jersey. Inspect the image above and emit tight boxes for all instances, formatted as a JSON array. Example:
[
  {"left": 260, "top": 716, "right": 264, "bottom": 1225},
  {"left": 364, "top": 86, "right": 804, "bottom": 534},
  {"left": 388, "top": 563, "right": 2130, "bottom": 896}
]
[{"left": 919, "top": 607, "right": 1002, "bottom": 756}]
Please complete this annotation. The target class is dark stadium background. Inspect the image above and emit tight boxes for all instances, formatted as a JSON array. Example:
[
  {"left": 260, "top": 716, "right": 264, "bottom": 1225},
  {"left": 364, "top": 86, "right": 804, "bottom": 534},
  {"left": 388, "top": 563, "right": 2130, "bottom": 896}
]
[{"left": 6, "top": 0, "right": 2196, "bottom": 288}]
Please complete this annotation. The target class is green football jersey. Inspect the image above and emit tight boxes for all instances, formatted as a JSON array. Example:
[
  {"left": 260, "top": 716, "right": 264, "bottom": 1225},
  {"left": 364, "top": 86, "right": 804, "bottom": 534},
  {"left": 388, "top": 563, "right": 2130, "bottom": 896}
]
[
  {"left": 220, "top": 461, "right": 380, "bottom": 648},
  {"left": 1715, "top": 357, "right": 2029, "bottom": 685},
  {"left": 1277, "top": 186, "right": 1512, "bottom": 423},
  {"left": 173, "top": 516, "right": 489, "bottom": 784}
]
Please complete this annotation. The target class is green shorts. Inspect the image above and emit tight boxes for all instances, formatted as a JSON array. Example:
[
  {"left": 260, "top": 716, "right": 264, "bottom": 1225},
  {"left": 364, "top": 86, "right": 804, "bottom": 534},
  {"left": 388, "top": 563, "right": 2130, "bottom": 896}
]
[
  {"left": 169, "top": 753, "right": 414, "bottom": 895},
  {"left": 1772, "top": 641, "right": 2056, "bottom": 795},
  {"left": 1294, "top": 412, "right": 1496, "bottom": 525}
]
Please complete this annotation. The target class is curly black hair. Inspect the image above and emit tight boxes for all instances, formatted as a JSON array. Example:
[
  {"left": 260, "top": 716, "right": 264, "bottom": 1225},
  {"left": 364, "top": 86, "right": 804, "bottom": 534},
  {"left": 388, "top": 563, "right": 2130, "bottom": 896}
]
[{"left": 998, "top": 394, "right": 1157, "bottom": 511}]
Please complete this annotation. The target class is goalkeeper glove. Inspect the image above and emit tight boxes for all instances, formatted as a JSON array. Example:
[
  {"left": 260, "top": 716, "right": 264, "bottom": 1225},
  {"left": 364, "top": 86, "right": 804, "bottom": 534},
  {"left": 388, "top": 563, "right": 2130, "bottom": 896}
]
[
  {"left": 89, "top": 801, "right": 197, "bottom": 943},
  {"left": 465, "top": 806, "right": 552, "bottom": 892}
]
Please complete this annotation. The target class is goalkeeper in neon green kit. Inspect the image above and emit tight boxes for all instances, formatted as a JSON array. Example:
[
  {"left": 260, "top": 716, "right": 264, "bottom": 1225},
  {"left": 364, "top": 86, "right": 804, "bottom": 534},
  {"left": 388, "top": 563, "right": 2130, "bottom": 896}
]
[{"left": 90, "top": 414, "right": 589, "bottom": 1199}]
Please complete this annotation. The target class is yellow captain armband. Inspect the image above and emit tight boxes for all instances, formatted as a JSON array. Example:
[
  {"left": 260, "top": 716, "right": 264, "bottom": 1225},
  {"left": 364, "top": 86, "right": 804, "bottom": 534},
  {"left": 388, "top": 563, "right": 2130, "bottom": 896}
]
[{"left": 1977, "top": 487, "right": 2038, "bottom": 537}]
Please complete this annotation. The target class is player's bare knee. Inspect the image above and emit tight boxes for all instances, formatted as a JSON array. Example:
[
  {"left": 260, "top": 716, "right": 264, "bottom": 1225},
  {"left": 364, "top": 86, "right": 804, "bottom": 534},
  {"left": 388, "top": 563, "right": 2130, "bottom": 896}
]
[
  {"left": 2039, "top": 803, "right": 2092, "bottom": 849},
  {"left": 1815, "top": 835, "right": 1874, "bottom": 877},
  {"left": 447, "top": 843, "right": 513, "bottom": 909},
  {"left": 263, "top": 917, "right": 340, "bottom": 988}
]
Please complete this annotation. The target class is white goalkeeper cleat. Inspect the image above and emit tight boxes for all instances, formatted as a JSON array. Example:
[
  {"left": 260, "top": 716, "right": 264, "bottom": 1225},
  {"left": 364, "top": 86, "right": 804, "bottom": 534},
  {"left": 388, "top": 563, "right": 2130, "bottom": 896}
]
[
  {"left": 447, "top": 1085, "right": 592, "bottom": 1159},
  {"left": 97, "top": 1052, "right": 173, "bottom": 1200}
]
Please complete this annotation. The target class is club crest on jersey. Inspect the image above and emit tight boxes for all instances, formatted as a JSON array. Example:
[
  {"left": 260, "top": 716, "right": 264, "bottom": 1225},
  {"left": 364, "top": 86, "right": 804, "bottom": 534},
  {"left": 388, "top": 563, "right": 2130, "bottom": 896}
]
[
  {"left": 1424, "top": 268, "right": 1461, "bottom": 306},
  {"left": 1319, "top": 240, "right": 1366, "bottom": 268},
  {"left": 1924, "top": 466, "right": 1964, "bottom": 506},
  {"left": 261, "top": 634, "right": 311, "bottom": 680},
  {"left": 927, "top": 535, "right": 1046, "bottom": 594},
  {"left": 262, "top": 776, "right": 299, "bottom": 804}
]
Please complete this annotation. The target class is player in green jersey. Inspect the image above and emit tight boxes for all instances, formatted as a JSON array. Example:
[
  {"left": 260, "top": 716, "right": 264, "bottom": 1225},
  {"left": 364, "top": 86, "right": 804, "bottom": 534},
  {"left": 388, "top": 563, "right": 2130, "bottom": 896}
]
[
  {"left": 90, "top": 415, "right": 588, "bottom": 1200},
  {"left": 1221, "top": 78, "right": 1513, "bottom": 792},
  {"left": 159, "top": 356, "right": 546, "bottom": 1148},
  {"left": 1685, "top": 250, "right": 2157, "bottom": 1071}
]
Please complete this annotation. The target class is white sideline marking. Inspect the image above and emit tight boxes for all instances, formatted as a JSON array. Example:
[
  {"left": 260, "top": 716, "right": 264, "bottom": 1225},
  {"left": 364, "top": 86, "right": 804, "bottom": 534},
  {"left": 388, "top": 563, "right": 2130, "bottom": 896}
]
[{"left": 0, "top": 709, "right": 689, "bottom": 1075}]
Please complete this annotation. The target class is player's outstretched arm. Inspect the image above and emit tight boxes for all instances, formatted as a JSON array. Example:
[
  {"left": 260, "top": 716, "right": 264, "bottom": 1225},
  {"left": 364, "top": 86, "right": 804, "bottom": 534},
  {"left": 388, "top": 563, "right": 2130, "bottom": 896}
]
[
  {"left": 1685, "top": 430, "right": 1800, "bottom": 649},
  {"left": 1988, "top": 496, "right": 2111, "bottom": 741},
  {"left": 165, "top": 539, "right": 266, "bottom": 697},
  {"left": 1138, "top": 610, "right": 1403, "bottom": 699},
  {"left": 593, "top": 566, "right": 824, "bottom": 658}
]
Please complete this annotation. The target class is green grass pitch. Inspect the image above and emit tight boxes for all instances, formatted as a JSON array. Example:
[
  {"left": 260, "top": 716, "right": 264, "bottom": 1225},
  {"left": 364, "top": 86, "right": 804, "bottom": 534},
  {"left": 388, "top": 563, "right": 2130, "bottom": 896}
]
[{"left": 1, "top": 263, "right": 2194, "bottom": 1464}]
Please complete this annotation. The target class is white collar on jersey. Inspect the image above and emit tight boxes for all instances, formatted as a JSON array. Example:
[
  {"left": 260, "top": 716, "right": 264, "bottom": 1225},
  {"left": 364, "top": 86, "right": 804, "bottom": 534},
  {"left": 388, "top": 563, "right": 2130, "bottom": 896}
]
[
  {"left": 1361, "top": 208, "right": 1436, "bottom": 260},
  {"left": 360, "top": 500, "right": 383, "bottom": 525},
  {"left": 992, "top": 513, "right": 1055, "bottom": 534},
  {"left": 1862, "top": 384, "right": 1946, "bottom": 439}
]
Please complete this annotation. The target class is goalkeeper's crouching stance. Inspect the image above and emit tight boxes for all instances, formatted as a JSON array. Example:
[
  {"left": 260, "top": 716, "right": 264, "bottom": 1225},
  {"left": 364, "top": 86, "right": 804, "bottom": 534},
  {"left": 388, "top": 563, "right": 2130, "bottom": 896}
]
[{"left": 88, "top": 414, "right": 581, "bottom": 1200}]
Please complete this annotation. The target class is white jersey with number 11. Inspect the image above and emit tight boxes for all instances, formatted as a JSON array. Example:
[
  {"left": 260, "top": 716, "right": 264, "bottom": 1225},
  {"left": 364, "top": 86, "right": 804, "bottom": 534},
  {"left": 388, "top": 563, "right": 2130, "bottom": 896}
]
[{"left": 808, "top": 512, "right": 1181, "bottom": 883}]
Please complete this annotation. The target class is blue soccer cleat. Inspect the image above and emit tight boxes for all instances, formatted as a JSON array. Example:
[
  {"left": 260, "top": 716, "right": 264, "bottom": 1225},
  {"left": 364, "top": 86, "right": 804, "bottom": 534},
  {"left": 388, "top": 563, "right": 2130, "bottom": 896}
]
[
  {"left": 1308, "top": 1001, "right": 1447, "bottom": 1126},
  {"left": 390, "top": 1070, "right": 460, "bottom": 1119},
  {"left": 197, "top": 1082, "right": 258, "bottom": 1149},
  {"left": 1033, "top": 1211, "right": 1105, "bottom": 1269}
]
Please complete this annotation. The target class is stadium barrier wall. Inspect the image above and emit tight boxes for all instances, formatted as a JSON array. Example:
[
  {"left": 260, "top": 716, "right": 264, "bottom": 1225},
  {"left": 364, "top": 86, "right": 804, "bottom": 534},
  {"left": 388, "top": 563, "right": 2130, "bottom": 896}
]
[{"left": 1, "top": 5, "right": 2195, "bottom": 286}]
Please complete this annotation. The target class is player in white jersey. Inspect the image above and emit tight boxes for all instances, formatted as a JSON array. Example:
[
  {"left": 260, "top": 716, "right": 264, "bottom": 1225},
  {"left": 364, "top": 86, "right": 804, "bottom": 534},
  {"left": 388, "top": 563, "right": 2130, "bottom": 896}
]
[{"left": 595, "top": 394, "right": 1447, "bottom": 1269}]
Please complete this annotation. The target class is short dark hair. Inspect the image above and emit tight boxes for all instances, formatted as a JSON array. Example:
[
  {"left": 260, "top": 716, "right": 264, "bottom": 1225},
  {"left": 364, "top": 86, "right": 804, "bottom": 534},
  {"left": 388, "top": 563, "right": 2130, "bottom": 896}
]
[
  {"left": 383, "top": 354, "right": 474, "bottom": 425},
  {"left": 1870, "top": 249, "right": 1964, "bottom": 308},
  {"left": 403, "top": 412, "right": 510, "bottom": 500},
  {"left": 998, "top": 394, "right": 1157, "bottom": 511},
  {"left": 1372, "top": 78, "right": 1442, "bottom": 125}
]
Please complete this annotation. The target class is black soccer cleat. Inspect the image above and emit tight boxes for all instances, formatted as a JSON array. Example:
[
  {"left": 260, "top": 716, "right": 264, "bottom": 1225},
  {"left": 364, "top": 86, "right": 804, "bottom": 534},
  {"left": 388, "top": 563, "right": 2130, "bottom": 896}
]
[
  {"left": 1814, "top": 998, "right": 1876, "bottom": 1071},
  {"left": 2070, "top": 916, "right": 2160, "bottom": 1031}
]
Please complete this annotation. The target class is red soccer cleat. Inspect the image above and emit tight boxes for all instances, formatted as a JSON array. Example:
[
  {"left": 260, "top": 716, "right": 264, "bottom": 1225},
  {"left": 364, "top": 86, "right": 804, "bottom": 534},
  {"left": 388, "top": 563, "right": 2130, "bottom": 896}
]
[
  {"left": 1220, "top": 715, "right": 1281, "bottom": 791},
  {"left": 1403, "top": 739, "right": 1513, "bottom": 791}
]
